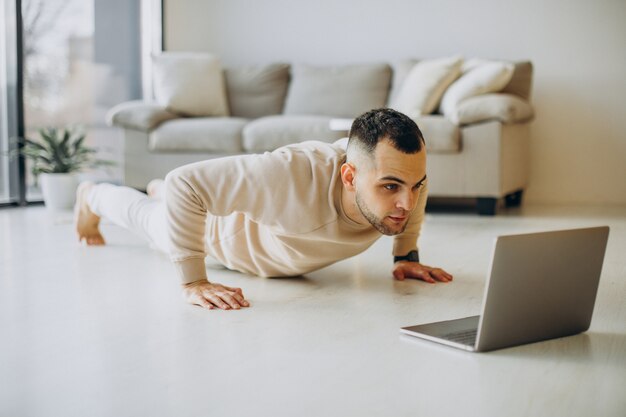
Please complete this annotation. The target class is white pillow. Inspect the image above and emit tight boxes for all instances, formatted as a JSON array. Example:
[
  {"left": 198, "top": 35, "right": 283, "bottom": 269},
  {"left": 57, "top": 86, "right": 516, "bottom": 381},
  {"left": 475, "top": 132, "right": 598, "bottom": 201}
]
[
  {"left": 390, "top": 56, "right": 463, "bottom": 119},
  {"left": 451, "top": 93, "right": 534, "bottom": 125},
  {"left": 461, "top": 58, "right": 495, "bottom": 73},
  {"left": 153, "top": 52, "right": 229, "bottom": 117},
  {"left": 439, "top": 61, "right": 514, "bottom": 118}
]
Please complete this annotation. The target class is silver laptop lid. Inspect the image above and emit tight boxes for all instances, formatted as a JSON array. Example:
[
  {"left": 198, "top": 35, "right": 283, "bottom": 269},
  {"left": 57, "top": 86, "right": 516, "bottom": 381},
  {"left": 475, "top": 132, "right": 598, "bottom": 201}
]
[{"left": 475, "top": 226, "right": 610, "bottom": 352}]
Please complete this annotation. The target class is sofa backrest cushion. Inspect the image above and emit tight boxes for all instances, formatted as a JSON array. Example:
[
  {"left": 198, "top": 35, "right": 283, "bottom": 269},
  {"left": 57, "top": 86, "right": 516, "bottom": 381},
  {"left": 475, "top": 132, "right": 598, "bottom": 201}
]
[
  {"left": 153, "top": 52, "right": 230, "bottom": 117},
  {"left": 283, "top": 63, "right": 391, "bottom": 118},
  {"left": 224, "top": 63, "right": 290, "bottom": 119}
]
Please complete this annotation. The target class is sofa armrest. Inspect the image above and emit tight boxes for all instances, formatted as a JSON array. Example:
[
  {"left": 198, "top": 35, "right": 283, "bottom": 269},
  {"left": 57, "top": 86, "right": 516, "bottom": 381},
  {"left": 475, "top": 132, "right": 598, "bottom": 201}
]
[
  {"left": 106, "top": 100, "right": 179, "bottom": 132},
  {"left": 448, "top": 93, "right": 534, "bottom": 126}
]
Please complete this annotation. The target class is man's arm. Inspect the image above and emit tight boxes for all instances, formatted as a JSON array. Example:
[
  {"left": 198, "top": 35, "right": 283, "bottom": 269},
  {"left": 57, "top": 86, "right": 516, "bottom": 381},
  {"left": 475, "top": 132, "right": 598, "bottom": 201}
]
[
  {"left": 164, "top": 154, "right": 280, "bottom": 310},
  {"left": 391, "top": 181, "right": 453, "bottom": 283},
  {"left": 164, "top": 147, "right": 322, "bottom": 309}
]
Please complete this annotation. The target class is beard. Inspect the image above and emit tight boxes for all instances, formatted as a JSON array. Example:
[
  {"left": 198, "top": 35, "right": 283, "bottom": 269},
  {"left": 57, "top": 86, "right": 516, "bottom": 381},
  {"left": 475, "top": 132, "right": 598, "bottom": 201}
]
[{"left": 355, "top": 191, "right": 408, "bottom": 236}]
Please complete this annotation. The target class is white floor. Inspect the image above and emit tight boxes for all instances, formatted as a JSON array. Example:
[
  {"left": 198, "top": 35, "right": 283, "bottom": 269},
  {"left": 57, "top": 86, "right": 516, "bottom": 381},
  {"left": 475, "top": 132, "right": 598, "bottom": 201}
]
[{"left": 1, "top": 204, "right": 625, "bottom": 417}]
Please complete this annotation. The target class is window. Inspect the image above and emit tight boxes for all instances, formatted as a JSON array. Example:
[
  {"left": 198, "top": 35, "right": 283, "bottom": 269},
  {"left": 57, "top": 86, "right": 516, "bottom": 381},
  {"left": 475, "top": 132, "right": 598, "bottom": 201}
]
[{"left": 0, "top": 0, "right": 162, "bottom": 205}]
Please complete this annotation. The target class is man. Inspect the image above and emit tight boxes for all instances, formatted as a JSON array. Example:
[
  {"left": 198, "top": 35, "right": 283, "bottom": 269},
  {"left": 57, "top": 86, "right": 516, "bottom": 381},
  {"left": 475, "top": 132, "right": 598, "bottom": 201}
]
[{"left": 75, "top": 108, "right": 453, "bottom": 311}]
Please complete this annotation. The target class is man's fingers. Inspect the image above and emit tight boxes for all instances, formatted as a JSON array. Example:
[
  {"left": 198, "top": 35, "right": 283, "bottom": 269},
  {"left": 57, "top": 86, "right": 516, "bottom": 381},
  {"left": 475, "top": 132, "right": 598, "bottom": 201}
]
[
  {"left": 431, "top": 268, "right": 452, "bottom": 282},
  {"left": 231, "top": 291, "right": 250, "bottom": 307},
  {"left": 393, "top": 263, "right": 454, "bottom": 284},
  {"left": 219, "top": 285, "right": 249, "bottom": 307},
  {"left": 217, "top": 292, "right": 244, "bottom": 310},
  {"left": 393, "top": 268, "right": 405, "bottom": 281},
  {"left": 223, "top": 285, "right": 243, "bottom": 295},
  {"left": 418, "top": 270, "right": 436, "bottom": 283},
  {"left": 189, "top": 292, "right": 215, "bottom": 310},
  {"left": 197, "top": 298, "right": 215, "bottom": 310},
  {"left": 183, "top": 282, "right": 250, "bottom": 311},
  {"left": 412, "top": 264, "right": 453, "bottom": 283},
  {"left": 437, "top": 268, "right": 454, "bottom": 282},
  {"left": 402, "top": 264, "right": 435, "bottom": 283},
  {"left": 204, "top": 292, "right": 232, "bottom": 310}
]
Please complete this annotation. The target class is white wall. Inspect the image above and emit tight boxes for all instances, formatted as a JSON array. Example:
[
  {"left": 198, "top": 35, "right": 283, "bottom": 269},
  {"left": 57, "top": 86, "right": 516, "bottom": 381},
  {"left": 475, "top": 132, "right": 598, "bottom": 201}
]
[{"left": 165, "top": 0, "right": 626, "bottom": 205}]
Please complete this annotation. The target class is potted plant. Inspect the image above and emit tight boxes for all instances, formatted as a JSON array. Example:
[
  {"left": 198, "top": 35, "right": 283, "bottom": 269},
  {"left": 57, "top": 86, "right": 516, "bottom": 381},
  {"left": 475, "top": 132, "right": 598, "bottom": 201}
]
[{"left": 14, "top": 127, "right": 114, "bottom": 210}]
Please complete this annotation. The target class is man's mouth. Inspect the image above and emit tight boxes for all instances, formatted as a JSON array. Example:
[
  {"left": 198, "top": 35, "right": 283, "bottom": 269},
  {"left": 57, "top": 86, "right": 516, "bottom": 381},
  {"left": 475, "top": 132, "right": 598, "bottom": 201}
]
[{"left": 388, "top": 215, "right": 407, "bottom": 223}]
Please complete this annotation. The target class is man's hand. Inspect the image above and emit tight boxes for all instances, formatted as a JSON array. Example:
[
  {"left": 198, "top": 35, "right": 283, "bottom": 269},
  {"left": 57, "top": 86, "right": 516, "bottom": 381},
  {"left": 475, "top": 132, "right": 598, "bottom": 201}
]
[
  {"left": 182, "top": 280, "right": 250, "bottom": 310},
  {"left": 392, "top": 261, "right": 453, "bottom": 283}
]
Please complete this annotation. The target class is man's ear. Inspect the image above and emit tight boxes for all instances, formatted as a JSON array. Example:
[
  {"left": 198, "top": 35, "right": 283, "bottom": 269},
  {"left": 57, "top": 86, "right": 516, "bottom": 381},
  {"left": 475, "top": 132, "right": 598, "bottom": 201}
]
[{"left": 340, "top": 163, "right": 357, "bottom": 192}]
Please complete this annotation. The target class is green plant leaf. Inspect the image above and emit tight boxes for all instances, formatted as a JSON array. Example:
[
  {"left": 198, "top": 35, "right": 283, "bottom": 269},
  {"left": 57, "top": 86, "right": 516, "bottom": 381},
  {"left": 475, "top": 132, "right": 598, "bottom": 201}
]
[{"left": 14, "top": 127, "right": 116, "bottom": 177}]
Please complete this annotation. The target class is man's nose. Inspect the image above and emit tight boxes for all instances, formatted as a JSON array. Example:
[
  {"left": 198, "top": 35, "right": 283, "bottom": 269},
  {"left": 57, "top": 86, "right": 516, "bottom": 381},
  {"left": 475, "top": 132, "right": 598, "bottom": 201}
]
[{"left": 397, "top": 191, "right": 415, "bottom": 211}]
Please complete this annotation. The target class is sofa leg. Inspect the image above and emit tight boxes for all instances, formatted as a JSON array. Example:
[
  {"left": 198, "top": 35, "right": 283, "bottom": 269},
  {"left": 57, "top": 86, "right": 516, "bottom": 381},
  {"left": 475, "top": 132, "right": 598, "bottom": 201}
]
[
  {"left": 505, "top": 190, "right": 524, "bottom": 208},
  {"left": 477, "top": 198, "right": 497, "bottom": 216}
]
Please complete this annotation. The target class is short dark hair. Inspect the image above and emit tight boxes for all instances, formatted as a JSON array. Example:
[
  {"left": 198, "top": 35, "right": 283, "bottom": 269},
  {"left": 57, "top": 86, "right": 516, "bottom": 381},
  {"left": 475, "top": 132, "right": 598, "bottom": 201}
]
[{"left": 348, "top": 108, "right": 425, "bottom": 154}]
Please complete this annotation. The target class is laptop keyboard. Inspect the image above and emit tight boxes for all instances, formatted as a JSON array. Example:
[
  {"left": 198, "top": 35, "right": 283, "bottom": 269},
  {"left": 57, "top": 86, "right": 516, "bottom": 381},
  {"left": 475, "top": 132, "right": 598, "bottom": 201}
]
[{"left": 441, "top": 329, "right": 478, "bottom": 345}]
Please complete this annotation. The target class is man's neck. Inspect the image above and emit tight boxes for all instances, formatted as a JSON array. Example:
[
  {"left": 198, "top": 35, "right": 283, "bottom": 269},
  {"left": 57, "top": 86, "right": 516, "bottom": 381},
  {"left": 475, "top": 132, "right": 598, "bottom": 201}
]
[{"left": 340, "top": 184, "right": 368, "bottom": 227}]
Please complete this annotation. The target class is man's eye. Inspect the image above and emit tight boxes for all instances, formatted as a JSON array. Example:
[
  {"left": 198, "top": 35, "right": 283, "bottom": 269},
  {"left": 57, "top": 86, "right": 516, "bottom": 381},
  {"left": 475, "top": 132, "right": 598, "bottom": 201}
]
[{"left": 384, "top": 184, "right": 397, "bottom": 191}]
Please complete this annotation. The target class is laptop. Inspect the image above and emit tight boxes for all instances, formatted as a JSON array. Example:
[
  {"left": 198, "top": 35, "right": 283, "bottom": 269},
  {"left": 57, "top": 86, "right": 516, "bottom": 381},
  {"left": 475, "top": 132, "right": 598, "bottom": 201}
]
[{"left": 400, "top": 226, "right": 610, "bottom": 352}]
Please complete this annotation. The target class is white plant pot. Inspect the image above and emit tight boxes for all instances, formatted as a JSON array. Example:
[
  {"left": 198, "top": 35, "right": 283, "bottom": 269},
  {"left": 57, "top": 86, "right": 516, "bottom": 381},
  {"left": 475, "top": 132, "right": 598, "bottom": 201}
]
[{"left": 39, "top": 173, "right": 79, "bottom": 210}]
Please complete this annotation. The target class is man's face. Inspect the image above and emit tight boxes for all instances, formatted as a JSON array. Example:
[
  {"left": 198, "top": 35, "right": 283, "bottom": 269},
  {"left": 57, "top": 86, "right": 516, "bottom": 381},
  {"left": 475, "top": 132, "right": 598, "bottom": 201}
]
[{"left": 354, "top": 140, "right": 427, "bottom": 236}]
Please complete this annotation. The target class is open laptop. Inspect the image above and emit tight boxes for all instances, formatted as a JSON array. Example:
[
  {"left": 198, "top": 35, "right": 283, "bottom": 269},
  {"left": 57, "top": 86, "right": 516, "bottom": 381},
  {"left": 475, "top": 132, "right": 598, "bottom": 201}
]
[{"left": 400, "top": 226, "right": 610, "bottom": 352}]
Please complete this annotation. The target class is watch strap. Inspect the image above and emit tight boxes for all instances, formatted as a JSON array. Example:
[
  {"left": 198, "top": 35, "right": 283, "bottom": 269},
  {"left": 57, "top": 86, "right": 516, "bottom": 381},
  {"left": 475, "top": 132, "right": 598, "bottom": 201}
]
[{"left": 394, "top": 250, "right": 420, "bottom": 264}]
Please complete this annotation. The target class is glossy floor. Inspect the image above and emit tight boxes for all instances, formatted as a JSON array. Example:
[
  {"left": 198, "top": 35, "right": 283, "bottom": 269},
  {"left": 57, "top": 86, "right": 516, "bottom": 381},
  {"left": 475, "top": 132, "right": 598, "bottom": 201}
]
[{"left": 1, "top": 204, "right": 625, "bottom": 417}]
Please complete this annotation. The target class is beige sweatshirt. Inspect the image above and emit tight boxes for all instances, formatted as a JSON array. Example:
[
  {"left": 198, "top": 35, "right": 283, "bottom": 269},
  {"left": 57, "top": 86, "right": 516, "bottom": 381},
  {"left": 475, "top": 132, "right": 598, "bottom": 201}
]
[{"left": 164, "top": 140, "right": 427, "bottom": 284}]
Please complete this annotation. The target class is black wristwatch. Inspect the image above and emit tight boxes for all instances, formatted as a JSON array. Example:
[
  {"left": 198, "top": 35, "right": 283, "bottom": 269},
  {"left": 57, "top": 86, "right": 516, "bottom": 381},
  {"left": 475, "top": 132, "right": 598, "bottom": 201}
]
[{"left": 394, "top": 250, "right": 420, "bottom": 264}]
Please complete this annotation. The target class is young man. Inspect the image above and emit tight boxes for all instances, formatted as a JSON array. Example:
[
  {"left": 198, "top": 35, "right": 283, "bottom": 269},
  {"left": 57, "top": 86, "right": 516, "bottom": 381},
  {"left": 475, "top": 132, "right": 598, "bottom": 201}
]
[{"left": 76, "top": 108, "right": 453, "bottom": 311}]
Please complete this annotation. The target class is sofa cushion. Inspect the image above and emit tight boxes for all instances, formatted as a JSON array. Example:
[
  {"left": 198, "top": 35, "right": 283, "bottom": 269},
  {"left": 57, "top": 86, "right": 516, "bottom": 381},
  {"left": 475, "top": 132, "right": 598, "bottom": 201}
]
[
  {"left": 283, "top": 63, "right": 391, "bottom": 118},
  {"left": 451, "top": 93, "right": 534, "bottom": 125},
  {"left": 388, "top": 59, "right": 419, "bottom": 105},
  {"left": 153, "top": 52, "right": 230, "bottom": 117},
  {"left": 415, "top": 115, "right": 460, "bottom": 153},
  {"left": 243, "top": 115, "right": 347, "bottom": 152},
  {"left": 224, "top": 63, "right": 290, "bottom": 119},
  {"left": 462, "top": 60, "right": 533, "bottom": 101},
  {"left": 149, "top": 118, "right": 247, "bottom": 153},
  {"left": 439, "top": 61, "right": 514, "bottom": 118},
  {"left": 390, "top": 56, "right": 463, "bottom": 118},
  {"left": 106, "top": 100, "right": 178, "bottom": 132}
]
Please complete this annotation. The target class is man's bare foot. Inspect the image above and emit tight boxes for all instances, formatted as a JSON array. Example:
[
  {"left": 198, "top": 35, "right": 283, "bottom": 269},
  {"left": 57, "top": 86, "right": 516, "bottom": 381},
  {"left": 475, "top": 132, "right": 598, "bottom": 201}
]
[
  {"left": 146, "top": 179, "right": 165, "bottom": 200},
  {"left": 74, "top": 181, "right": 105, "bottom": 245}
]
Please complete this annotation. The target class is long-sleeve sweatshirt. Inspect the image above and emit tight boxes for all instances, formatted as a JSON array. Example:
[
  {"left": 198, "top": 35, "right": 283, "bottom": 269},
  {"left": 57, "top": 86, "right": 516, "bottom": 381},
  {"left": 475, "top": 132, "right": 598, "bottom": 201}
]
[{"left": 164, "top": 140, "right": 427, "bottom": 284}]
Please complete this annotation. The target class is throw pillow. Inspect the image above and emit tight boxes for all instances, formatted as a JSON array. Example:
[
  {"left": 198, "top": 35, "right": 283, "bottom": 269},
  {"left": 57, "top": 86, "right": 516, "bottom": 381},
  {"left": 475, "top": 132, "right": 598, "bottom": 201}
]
[
  {"left": 389, "top": 56, "right": 463, "bottom": 119},
  {"left": 439, "top": 61, "right": 514, "bottom": 119},
  {"left": 106, "top": 100, "right": 178, "bottom": 132},
  {"left": 450, "top": 93, "right": 534, "bottom": 125},
  {"left": 153, "top": 52, "right": 229, "bottom": 117},
  {"left": 387, "top": 59, "right": 419, "bottom": 105}
]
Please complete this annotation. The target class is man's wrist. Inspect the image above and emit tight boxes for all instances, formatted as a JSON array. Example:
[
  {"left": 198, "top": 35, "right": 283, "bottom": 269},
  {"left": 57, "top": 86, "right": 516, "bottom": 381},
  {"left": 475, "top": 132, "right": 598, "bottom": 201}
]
[
  {"left": 173, "top": 257, "right": 208, "bottom": 285},
  {"left": 394, "top": 250, "right": 420, "bottom": 264},
  {"left": 182, "top": 278, "right": 210, "bottom": 287}
]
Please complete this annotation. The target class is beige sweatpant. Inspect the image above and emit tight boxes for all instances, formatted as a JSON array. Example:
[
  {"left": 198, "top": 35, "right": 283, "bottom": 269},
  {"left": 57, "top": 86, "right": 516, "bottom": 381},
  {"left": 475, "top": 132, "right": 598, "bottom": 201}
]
[{"left": 87, "top": 183, "right": 170, "bottom": 254}]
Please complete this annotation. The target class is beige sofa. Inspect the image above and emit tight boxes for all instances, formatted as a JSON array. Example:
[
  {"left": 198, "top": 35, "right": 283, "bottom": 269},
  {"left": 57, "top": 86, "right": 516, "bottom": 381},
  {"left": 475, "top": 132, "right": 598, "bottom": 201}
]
[{"left": 108, "top": 56, "right": 534, "bottom": 215}]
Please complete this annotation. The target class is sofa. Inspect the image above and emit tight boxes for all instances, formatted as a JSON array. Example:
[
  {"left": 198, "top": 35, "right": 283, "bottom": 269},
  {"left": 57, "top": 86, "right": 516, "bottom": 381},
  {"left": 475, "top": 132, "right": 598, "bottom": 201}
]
[{"left": 107, "top": 53, "right": 534, "bottom": 215}]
